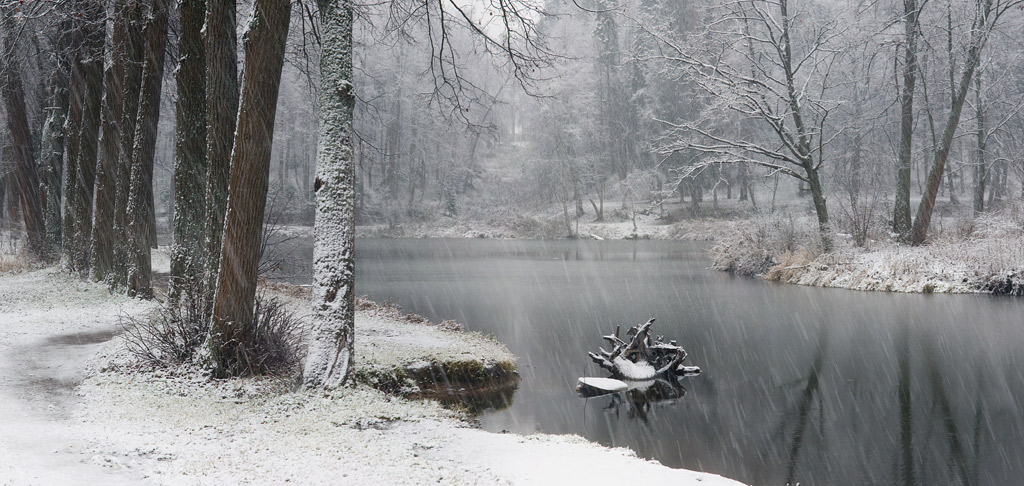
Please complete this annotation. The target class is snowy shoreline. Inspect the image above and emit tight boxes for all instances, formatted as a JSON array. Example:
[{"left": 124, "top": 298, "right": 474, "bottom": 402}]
[
  {"left": 0, "top": 267, "right": 745, "bottom": 485},
  {"left": 353, "top": 208, "right": 1024, "bottom": 297}
]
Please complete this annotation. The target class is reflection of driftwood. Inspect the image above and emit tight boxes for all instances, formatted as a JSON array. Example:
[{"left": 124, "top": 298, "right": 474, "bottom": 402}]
[
  {"left": 601, "top": 376, "right": 688, "bottom": 424},
  {"left": 587, "top": 319, "right": 691, "bottom": 381}
]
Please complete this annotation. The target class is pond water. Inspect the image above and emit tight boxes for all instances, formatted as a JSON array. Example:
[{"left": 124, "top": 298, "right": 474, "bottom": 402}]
[{"left": 293, "top": 238, "right": 1024, "bottom": 485}]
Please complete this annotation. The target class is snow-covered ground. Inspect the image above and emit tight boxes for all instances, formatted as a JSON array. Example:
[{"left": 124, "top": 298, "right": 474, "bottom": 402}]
[
  {"left": 0, "top": 267, "right": 745, "bottom": 486},
  {"left": 713, "top": 211, "right": 1024, "bottom": 295},
  {"left": 0, "top": 268, "right": 155, "bottom": 485}
]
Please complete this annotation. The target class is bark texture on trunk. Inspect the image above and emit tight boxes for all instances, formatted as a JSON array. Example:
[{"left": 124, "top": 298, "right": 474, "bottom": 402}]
[
  {"left": 71, "top": 0, "right": 107, "bottom": 271},
  {"left": 61, "top": 48, "right": 85, "bottom": 268},
  {"left": 0, "top": 9, "right": 46, "bottom": 259},
  {"left": 202, "top": 0, "right": 239, "bottom": 310},
  {"left": 170, "top": 0, "right": 208, "bottom": 301},
  {"left": 91, "top": 2, "right": 133, "bottom": 281},
  {"left": 208, "top": 0, "right": 291, "bottom": 377},
  {"left": 910, "top": 3, "right": 993, "bottom": 245},
  {"left": 973, "top": 73, "right": 986, "bottom": 215},
  {"left": 893, "top": 0, "right": 919, "bottom": 240},
  {"left": 112, "top": 0, "right": 146, "bottom": 288},
  {"left": 126, "top": 0, "right": 170, "bottom": 297},
  {"left": 41, "top": 19, "right": 75, "bottom": 254},
  {"left": 40, "top": 105, "right": 65, "bottom": 253},
  {"left": 303, "top": 0, "right": 356, "bottom": 388}
]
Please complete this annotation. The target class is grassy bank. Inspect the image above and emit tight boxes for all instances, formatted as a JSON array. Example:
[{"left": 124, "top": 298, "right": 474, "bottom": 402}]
[{"left": 711, "top": 209, "right": 1024, "bottom": 295}]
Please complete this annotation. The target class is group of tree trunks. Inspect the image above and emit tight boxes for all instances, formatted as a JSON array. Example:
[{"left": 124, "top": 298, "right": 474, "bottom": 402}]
[
  {"left": 0, "top": 0, "right": 354, "bottom": 386},
  {"left": 2, "top": 0, "right": 546, "bottom": 387}
]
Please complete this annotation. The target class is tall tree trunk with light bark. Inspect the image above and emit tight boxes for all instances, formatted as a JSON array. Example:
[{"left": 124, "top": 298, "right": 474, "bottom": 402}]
[
  {"left": 203, "top": 0, "right": 239, "bottom": 311},
  {"left": 169, "top": 0, "right": 208, "bottom": 301},
  {"left": 207, "top": 0, "right": 291, "bottom": 377},
  {"left": 302, "top": 0, "right": 355, "bottom": 388},
  {"left": 126, "top": 0, "right": 170, "bottom": 297}
]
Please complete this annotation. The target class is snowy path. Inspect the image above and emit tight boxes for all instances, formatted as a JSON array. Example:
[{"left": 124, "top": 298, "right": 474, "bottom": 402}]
[{"left": 0, "top": 270, "right": 154, "bottom": 485}]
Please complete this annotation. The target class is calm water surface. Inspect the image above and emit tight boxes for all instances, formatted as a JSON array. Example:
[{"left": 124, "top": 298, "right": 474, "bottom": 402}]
[{"left": 313, "top": 238, "right": 1023, "bottom": 485}]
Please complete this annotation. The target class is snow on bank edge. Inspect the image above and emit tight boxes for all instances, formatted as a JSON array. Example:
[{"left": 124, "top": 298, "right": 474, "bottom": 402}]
[
  {"left": 62, "top": 283, "right": 745, "bottom": 485},
  {"left": 77, "top": 366, "right": 744, "bottom": 485}
]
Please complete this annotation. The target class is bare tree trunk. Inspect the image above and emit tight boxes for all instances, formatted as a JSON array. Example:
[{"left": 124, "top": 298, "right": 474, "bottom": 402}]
[
  {"left": 71, "top": 0, "right": 106, "bottom": 271},
  {"left": 91, "top": 2, "right": 133, "bottom": 281},
  {"left": 2, "top": 159, "right": 18, "bottom": 230},
  {"left": 0, "top": 8, "right": 46, "bottom": 259},
  {"left": 40, "top": 104, "right": 65, "bottom": 253},
  {"left": 208, "top": 0, "right": 291, "bottom": 377},
  {"left": 910, "top": 2, "right": 992, "bottom": 245},
  {"left": 203, "top": 0, "right": 239, "bottom": 310},
  {"left": 739, "top": 163, "right": 749, "bottom": 201},
  {"left": 170, "top": 0, "right": 208, "bottom": 301},
  {"left": 972, "top": 73, "right": 986, "bottom": 215},
  {"left": 111, "top": 0, "right": 145, "bottom": 288},
  {"left": 61, "top": 48, "right": 85, "bottom": 268},
  {"left": 0, "top": 171, "right": 11, "bottom": 230},
  {"left": 302, "top": 0, "right": 355, "bottom": 388},
  {"left": 39, "top": 19, "right": 74, "bottom": 255},
  {"left": 805, "top": 160, "right": 832, "bottom": 251},
  {"left": 893, "top": 0, "right": 920, "bottom": 240},
  {"left": 126, "top": 0, "right": 171, "bottom": 297}
]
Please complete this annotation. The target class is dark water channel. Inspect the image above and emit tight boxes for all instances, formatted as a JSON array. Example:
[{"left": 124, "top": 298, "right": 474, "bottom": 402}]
[{"left": 284, "top": 238, "right": 1024, "bottom": 485}]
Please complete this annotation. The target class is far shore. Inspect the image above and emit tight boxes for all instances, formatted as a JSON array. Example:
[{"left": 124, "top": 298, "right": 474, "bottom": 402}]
[{"left": 347, "top": 201, "right": 1024, "bottom": 297}]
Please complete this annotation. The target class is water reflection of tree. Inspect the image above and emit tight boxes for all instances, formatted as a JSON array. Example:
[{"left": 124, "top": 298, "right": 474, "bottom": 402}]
[
  {"left": 898, "top": 322, "right": 916, "bottom": 486},
  {"left": 774, "top": 325, "right": 829, "bottom": 486},
  {"left": 893, "top": 323, "right": 987, "bottom": 486},
  {"left": 921, "top": 335, "right": 984, "bottom": 486}
]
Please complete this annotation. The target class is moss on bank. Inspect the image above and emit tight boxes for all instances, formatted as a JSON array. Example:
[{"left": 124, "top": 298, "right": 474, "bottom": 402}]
[
  {"left": 348, "top": 300, "right": 520, "bottom": 411},
  {"left": 261, "top": 283, "right": 521, "bottom": 409}
]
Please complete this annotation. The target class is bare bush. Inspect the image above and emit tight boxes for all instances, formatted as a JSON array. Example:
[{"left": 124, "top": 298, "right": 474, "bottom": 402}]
[
  {"left": 122, "top": 290, "right": 306, "bottom": 376},
  {"left": 712, "top": 214, "right": 826, "bottom": 276},
  {"left": 833, "top": 194, "right": 885, "bottom": 248},
  {"left": 243, "top": 296, "right": 307, "bottom": 376},
  {"left": 711, "top": 229, "right": 776, "bottom": 277},
  {"left": 121, "top": 281, "right": 209, "bottom": 367}
]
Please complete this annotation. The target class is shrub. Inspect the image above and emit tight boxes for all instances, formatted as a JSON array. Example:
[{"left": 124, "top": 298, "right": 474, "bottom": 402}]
[
  {"left": 121, "top": 280, "right": 209, "bottom": 366},
  {"left": 122, "top": 290, "right": 306, "bottom": 377}
]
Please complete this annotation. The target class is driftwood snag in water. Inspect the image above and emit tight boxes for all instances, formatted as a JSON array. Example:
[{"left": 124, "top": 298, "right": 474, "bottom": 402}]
[
  {"left": 576, "top": 377, "right": 628, "bottom": 396},
  {"left": 588, "top": 318, "right": 698, "bottom": 381}
]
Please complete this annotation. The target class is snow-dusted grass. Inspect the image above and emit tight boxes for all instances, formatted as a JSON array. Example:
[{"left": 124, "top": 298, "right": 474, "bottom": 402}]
[{"left": 712, "top": 210, "right": 1024, "bottom": 295}]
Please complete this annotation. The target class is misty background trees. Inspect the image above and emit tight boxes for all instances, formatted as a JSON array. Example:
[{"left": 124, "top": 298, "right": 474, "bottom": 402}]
[{"left": 1, "top": 0, "right": 1024, "bottom": 381}]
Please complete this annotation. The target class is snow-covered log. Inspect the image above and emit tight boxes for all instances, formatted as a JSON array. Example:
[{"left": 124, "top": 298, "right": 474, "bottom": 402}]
[{"left": 587, "top": 319, "right": 690, "bottom": 381}]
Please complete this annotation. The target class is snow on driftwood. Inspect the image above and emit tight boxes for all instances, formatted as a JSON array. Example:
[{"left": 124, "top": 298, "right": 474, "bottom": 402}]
[{"left": 588, "top": 318, "right": 693, "bottom": 381}]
